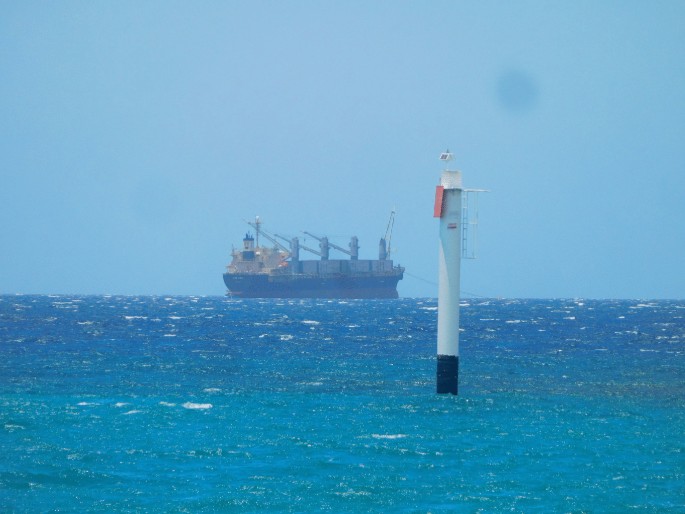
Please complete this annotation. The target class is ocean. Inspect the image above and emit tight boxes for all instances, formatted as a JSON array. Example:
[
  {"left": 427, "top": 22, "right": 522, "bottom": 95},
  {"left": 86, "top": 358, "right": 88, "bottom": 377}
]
[{"left": 1, "top": 295, "right": 683, "bottom": 512}]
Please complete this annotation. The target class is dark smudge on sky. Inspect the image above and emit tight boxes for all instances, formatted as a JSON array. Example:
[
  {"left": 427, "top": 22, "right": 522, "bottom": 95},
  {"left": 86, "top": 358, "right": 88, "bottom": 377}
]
[{"left": 496, "top": 70, "right": 540, "bottom": 114}]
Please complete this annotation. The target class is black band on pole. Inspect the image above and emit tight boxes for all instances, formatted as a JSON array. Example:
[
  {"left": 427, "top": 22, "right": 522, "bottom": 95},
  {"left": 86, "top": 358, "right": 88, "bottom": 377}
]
[{"left": 436, "top": 355, "right": 459, "bottom": 395}]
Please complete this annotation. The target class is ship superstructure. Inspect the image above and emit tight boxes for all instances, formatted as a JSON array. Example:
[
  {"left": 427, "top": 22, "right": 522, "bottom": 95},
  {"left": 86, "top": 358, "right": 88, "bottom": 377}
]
[{"left": 223, "top": 216, "right": 404, "bottom": 298}]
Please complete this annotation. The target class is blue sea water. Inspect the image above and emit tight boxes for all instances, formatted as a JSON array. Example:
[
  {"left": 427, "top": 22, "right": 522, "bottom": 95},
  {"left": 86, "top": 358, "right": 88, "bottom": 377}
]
[{"left": 1, "top": 296, "right": 683, "bottom": 512}]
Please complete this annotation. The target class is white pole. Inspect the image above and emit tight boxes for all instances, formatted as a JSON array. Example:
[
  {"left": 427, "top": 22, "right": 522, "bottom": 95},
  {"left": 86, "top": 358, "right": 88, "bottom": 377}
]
[{"left": 434, "top": 156, "right": 462, "bottom": 394}]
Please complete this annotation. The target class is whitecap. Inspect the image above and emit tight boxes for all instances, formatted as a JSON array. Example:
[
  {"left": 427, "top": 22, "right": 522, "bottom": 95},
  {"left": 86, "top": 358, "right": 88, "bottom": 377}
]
[
  {"left": 182, "top": 402, "right": 213, "bottom": 410},
  {"left": 371, "top": 434, "right": 407, "bottom": 439},
  {"left": 302, "top": 320, "right": 320, "bottom": 325},
  {"left": 123, "top": 410, "right": 142, "bottom": 415},
  {"left": 279, "top": 334, "right": 294, "bottom": 341},
  {"left": 203, "top": 388, "right": 221, "bottom": 393},
  {"left": 335, "top": 489, "right": 371, "bottom": 497},
  {"left": 159, "top": 401, "right": 176, "bottom": 407},
  {"left": 114, "top": 402, "right": 129, "bottom": 408}
]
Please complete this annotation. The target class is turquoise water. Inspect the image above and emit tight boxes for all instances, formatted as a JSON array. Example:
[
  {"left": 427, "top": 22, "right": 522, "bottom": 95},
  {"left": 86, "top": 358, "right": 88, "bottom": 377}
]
[{"left": 1, "top": 296, "right": 683, "bottom": 511}]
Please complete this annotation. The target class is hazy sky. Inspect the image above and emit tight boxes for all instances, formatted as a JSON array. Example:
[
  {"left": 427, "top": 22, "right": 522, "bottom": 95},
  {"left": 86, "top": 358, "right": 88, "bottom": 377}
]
[{"left": 2, "top": 1, "right": 684, "bottom": 298}]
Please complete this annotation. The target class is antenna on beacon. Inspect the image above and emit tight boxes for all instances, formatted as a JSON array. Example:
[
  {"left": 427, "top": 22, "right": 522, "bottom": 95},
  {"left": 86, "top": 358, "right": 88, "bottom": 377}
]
[{"left": 433, "top": 149, "right": 487, "bottom": 395}]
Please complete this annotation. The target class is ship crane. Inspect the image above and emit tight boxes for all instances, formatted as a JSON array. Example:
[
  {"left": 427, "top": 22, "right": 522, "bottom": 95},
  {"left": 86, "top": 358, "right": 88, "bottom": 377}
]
[
  {"left": 383, "top": 209, "right": 396, "bottom": 256},
  {"left": 297, "top": 242, "right": 322, "bottom": 256},
  {"left": 300, "top": 232, "right": 329, "bottom": 260},
  {"left": 376, "top": 209, "right": 396, "bottom": 261},
  {"left": 303, "top": 232, "right": 359, "bottom": 260},
  {"left": 245, "top": 220, "right": 290, "bottom": 255},
  {"left": 276, "top": 234, "right": 324, "bottom": 259}
]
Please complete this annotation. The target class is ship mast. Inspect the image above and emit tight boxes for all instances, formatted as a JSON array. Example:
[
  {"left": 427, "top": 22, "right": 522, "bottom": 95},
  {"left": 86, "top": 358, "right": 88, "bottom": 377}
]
[
  {"left": 245, "top": 218, "right": 290, "bottom": 254},
  {"left": 254, "top": 216, "right": 261, "bottom": 248}
]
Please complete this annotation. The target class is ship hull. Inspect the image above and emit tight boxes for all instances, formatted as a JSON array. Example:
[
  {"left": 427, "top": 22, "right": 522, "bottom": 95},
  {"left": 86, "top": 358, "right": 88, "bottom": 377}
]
[{"left": 223, "top": 272, "right": 402, "bottom": 299}]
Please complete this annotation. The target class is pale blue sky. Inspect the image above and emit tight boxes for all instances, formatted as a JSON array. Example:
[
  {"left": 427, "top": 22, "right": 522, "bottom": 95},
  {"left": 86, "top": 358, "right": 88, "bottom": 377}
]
[{"left": 1, "top": 1, "right": 683, "bottom": 298}]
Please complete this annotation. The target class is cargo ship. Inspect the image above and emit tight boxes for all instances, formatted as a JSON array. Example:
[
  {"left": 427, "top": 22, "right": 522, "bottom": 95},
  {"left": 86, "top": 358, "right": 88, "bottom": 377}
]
[{"left": 223, "top": 216, "right": 404, "bottom": 298}]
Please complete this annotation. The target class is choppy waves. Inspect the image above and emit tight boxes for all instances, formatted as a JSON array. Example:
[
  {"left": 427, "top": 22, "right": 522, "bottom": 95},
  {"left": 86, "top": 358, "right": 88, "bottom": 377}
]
[{"left": 1, "top": 296, "right": 683, "bottom": 511}]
